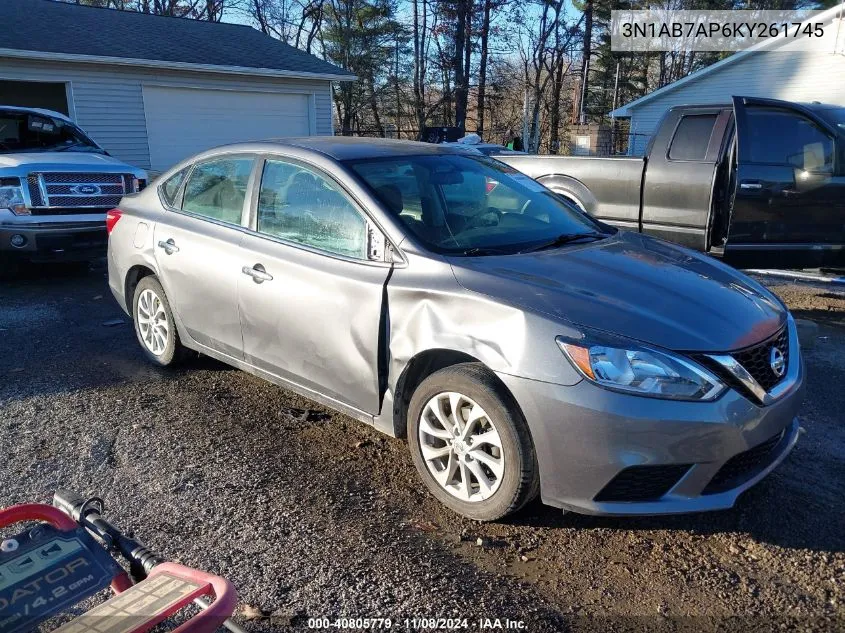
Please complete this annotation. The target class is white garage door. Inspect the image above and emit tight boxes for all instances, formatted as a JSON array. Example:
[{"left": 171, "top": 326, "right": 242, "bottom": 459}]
[{"left": 142, "top": 85, "right": 311, "bottom": 171}]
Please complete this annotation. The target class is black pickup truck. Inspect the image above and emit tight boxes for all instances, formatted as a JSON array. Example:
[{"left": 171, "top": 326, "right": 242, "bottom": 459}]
[{"left": 498, "top": 96, "right": 845, "bottom": 269}]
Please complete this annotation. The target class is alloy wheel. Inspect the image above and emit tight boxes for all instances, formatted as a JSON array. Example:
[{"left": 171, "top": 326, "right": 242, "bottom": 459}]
[
  {"left": 418, "top": 391, "right": 505, "bottom": 502},
  {"left": 136, "top": 288, "right": 169, "bottom": 356}
]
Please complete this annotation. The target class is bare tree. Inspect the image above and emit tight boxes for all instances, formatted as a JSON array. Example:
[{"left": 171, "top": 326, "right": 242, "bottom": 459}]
[{"left": 475, "top": 0, "right": 492, "bottom": 136}]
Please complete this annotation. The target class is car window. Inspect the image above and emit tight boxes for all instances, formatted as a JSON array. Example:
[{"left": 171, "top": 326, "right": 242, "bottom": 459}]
[
  {"left": 347, "top": 154, "right": 606, "bottom": 255},
  {"left": 160, "top": 167, "right": 188, "bottom": 207},
  {"left": 668, "top": 114, "right": 717, "bottom": 161},
  {"left": 745, "top": 107, "right": 834, "bottom": 172},
  {"left": 182, "top": 157, "right": 253, "bottom": 224},
  {"left": 256, "top": 159, "right": 367, "bottom": 259},
  {"left": 351, "top": 160, "right": 424, "bottom": 224},
  {"left": 0, "top": 110, "right": 103, "bottom": 154}
]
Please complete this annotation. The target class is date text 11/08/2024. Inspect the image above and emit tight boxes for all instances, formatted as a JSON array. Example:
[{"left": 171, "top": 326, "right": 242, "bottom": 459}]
[{"left": 306, "top": 618, "right": 527, "bottom": 629}]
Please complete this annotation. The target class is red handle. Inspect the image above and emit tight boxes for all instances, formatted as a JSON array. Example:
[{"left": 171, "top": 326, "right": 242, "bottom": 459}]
[
  {"left": 0, "top": 503, "right": 77, "bottom": 531},
  {"left": 0, "top": 503, "right": 131, "bottom": 593},
  {"left": 148, "top": 563, "right": 238, "bottom": 633}
]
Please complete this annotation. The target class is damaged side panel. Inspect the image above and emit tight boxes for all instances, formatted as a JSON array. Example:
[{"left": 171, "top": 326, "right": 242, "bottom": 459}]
[{"left": 373, "top": 251, "right": 584, "bottom": 437}]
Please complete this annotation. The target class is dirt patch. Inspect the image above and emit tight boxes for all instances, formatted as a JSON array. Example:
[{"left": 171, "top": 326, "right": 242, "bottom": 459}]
[{"left": 1, "top": 265, "right": 843, "bottom": 631}]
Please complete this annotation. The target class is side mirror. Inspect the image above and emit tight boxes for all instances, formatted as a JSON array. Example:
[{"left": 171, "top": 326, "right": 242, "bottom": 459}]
[
  {"left": 367, "top": 223, "right": 390, "bottom": 262},
  {"left": 793, "top": 166, "right": 832, "bottom": 192}
]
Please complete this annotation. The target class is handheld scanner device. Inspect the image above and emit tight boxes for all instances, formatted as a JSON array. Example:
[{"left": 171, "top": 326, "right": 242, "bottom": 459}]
[
  {"left": 0, "top": 504, "right": 122, "bottom": 633},
  {"left": 0, "top": 494, "right": 237, "bottom": 633}
]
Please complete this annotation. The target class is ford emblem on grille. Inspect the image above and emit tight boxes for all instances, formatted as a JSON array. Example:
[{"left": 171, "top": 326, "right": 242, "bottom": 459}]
[
  {"left": 70, "top": 184, "right": 102, "bottom": 195},
  {"left": 769, "top": 347, "right": 786, "bottom": 378}
]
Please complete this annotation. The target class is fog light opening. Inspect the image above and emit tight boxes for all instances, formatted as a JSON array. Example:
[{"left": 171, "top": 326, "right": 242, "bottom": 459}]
[{"left": 10, "top": 234, "right": 27, "bottom": 248}]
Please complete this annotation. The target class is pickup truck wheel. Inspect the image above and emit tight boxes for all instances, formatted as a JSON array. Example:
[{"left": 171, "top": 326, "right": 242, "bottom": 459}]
[
  {"left": 132, "top": 276, "right": 186, "bottom": 367},
  {"left": 407, "top": 363, "right": 539, "bottom": 521}
]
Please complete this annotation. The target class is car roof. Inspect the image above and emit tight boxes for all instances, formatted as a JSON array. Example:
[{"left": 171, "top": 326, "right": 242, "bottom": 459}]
[
  {"left": 666, "top": 100, "right": 841, "bottom": 113},
  {"left": 0, "top": 105, "right": 73, "bottom": 122},
  {"left": 265, "top": 136, "right": 475, "bottom": 161}
]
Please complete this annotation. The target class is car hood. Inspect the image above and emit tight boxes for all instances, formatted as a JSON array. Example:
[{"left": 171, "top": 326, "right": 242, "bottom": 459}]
[
  {"left": 448, "top": 231, "right": 786, "bottom": 352},
  {"left": 0, "top": 152, "right": 143, "bottom": 173}
]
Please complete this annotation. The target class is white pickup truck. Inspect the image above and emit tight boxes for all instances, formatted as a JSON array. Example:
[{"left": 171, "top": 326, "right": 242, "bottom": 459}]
[{"left": 0, "top": 105, "right": 146, "bottom": 274}]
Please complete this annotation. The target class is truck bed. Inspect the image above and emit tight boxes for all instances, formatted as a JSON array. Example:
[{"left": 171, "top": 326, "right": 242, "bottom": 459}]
[{"left": 497, "top": 154, "right": 644, "bottom": 229}]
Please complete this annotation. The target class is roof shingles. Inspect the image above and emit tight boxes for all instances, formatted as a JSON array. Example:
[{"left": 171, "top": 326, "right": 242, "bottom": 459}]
[{"left": 0, "top": 0, "right": 352, "bottom": 78}]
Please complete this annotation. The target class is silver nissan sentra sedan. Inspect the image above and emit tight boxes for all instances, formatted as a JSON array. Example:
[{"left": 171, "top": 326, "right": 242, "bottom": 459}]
[{"left": 107, "top": 137, "right": 804, "bottom": 521}]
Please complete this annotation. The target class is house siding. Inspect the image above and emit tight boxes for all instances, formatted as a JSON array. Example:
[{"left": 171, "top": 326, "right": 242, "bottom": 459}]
[
  {"left": 0, "top": 57, "right": 335, "bottom": 170},
  {"left": 626, "top": 51, "right": 845, "bottom": 156}
]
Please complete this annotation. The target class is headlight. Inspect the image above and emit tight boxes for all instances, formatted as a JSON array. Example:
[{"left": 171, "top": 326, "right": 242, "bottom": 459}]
[
  {"left": 556, "top": 333, "right": 725, "bottom": 401},
  {"left": 0, "top": 185, "right": 29, "bottom": 215}
]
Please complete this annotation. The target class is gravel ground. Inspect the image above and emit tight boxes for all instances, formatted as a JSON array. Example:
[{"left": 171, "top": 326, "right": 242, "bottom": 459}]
[{"left": 1, "top": 263, "right": 843, "bottom": 633}]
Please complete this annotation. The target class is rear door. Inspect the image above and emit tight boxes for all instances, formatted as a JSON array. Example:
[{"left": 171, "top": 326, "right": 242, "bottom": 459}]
[
  {"left": 640, "top": 106, "right": 731, "bottom": 250},
  {"left": 728, "top": 96, "right": 845, "bottom": 269},
  {"left": 153, "top": 154, "right": 256, "bottom": 359}
]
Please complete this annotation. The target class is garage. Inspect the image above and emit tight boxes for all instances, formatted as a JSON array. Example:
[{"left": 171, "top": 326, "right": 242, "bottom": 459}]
[
  {"left": 142, "top": 86, "right": 312, "bottom": 171},
  {"left": 0, "top": 0, "right": 353, "bottom": 173}
]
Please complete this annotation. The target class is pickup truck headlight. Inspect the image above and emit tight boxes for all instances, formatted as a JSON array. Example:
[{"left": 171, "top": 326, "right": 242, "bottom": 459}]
[
  {"left": 0, "top": 185, "right": 29, "bottom": 215},
  {"left": 556, "top": 333, "right": 725, "bottom": 401}
]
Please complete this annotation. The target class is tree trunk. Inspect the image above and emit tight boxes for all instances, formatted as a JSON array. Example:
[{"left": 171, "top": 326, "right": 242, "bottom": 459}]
[
  {"left": 367, "top": 72, "right": 385, "bottom": 137},
  {"left": 413, "top": 0, "right": 427, "bottom": 139},
  {"left": 548, "top": 60, "right": 565, "bottom": 154},
  {"left": 251, "top": 0, "right": 268, "bottom": 34},
  {"left": 452, "top": 0, "right": 469, "bottom": 133},
  {"left": 476, "top": 0, "right": 491, "bottom": 137},
  {"left": 572, "top": 0, "right": 592, "bottom": 124}
]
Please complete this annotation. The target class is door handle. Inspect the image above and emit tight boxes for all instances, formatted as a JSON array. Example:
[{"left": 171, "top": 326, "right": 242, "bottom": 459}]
[
  {"left": 241, "top": 264, "right": 273, "bottom": 283},
  {"left": 739, "top": 181, "right": 763, "bottom": 190},
  {"left": 157, "top": 238, "right": 180, "bottom": 255}
]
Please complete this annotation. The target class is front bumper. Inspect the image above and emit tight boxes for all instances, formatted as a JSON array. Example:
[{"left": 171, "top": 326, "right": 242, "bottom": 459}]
[
  {"left": 0, "top": 212, "right": 107, "bottom": 261},
  {"left": 497, "top": 355, "right": 804, "bottom": 516}
]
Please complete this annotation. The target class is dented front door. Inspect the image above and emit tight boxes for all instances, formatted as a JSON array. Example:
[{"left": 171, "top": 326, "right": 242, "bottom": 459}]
[{"left": 237, "top": 157, "right": 391, "bottom": 415}]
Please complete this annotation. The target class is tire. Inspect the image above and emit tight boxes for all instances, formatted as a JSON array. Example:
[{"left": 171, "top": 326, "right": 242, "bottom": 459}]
[
  {"left": 132, "top": 275, "right": 186, "bottom": 367},
  {"left": 407, "top": 363, "right": 539, "bottom": 521}
]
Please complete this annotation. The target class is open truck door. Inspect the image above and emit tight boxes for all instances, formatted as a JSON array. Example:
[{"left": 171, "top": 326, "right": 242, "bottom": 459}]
[{"left": 726, "top": 96, "right": 845, "bottom": 269}]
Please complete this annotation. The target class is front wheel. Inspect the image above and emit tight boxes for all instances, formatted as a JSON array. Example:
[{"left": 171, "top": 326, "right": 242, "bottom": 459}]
[
  {"left": 132, "top": 275, "right": 186, "bottom": 366},
  {"left": 407, "top": 363, "right": 539, "bottom": 521}
]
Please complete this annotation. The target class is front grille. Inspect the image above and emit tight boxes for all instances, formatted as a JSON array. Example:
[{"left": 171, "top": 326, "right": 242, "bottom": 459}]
[
  {"left": 42, "top": 172, "right": 124, "bottom": 184},
  {"left": 703, "top": 431, "right": 785, "bottom": 494},
  {"left": 27, "top": 175, "right": 44, "bottom": 206},
  {"left": 594, "top": 464, "right": 692, "bottom": 502},
  {"left": 26, "top": 172, "right": 130, "bottom": 211},
  {"left": 44, "top": 195, "right": 123, "bottom": 208},
  {"left": 694, "top": 326, "right": 789, "bottom": 403},
  {"left": 46, "top": 184, "right": 124, "bottom": 195},
  {"left": 734, "top": 327, "right": 789, "bottom": 392},
  {"left": 30, "top": 207, "right": 110, "bottom": 216}
]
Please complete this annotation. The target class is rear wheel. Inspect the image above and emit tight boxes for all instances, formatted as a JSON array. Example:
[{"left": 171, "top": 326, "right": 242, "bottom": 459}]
[
  {"left": 407, "top": 363, "right": 539, "bottom": 521},
  {"left": 132, "top": 276, "right": 186, "bottom": 366}
]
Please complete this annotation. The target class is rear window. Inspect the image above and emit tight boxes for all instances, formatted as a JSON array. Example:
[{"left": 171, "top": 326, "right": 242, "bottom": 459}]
[
  {"left": 181, "top": 157, "right": 253, "bottom": 225},
  {"left": 668, "top": 114, "right": 718, "bottom": 161},
  {"left": 159, "top": 168, "right": 188, "bottom": 207}
]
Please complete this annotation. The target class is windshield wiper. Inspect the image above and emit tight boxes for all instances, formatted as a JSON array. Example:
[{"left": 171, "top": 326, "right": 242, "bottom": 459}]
[
  {"left": 457, "top": 246, "right": 512, "bottom": 257},
  {"left": 520, "top": 232, "right": 608, "bottom": 253},
  {"left": 54, "top": 141, "right": 102, "bottom": 153}
]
